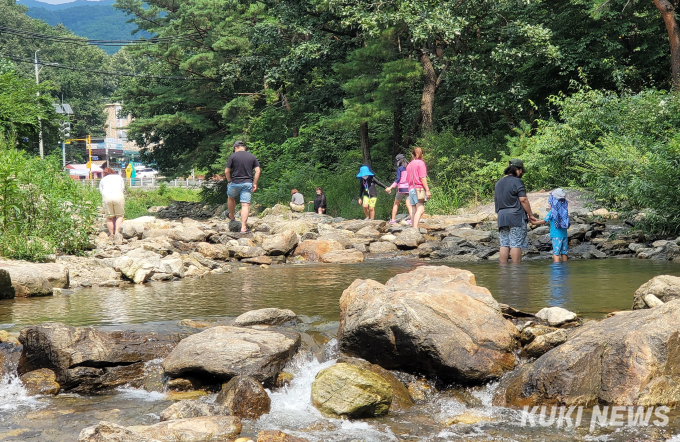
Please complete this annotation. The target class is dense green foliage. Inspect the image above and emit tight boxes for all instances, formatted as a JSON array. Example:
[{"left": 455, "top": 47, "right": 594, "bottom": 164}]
[
  {"left": 125, "top": 186, "right": 201, "bottom": 219},
  {"left": 0, "top": 0, "right": 123, "bottom": 155},
  {"left": 26, "top": 3, "right": 147, "bottom": 55},
  {"left": 0, "top": 136, "right": 99, "bottom": 261}
]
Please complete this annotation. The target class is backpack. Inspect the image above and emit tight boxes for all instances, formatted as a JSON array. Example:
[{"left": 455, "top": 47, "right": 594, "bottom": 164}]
[{"left": 549, "top": 194, "right": 570, "bottom": 229}]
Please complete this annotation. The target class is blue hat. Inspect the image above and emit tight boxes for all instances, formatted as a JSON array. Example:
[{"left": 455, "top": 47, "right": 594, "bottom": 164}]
[{"left": 356, "top": 165, "right": 374, "bottom": 178}]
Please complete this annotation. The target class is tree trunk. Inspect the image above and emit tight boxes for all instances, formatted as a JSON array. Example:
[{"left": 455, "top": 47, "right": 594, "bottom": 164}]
[
  {"left": 419, "top": 50, "right": 437, "bottom": 133},
  {"left": 402, "top": 111, "right": 422, "bottom": 151},
  {"left": 654, "top": 0, "right": 680, "bottom": 91},
  {"left": 360, "top": 121, "right": 371, "bottom": 166},
  {"left": 392, "top": 99, "right": 403, "bottom": 158}
]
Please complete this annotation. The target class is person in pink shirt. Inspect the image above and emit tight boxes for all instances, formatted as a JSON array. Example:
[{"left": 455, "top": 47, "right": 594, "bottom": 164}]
[
  {"left": 385, "top": 154, "right": 413, "bottom": 224},
  {"left": 406, "top": 147, "right": 431, "bottom": 229}
]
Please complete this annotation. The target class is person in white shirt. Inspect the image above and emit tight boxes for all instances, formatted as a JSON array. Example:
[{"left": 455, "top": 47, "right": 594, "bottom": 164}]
[{"left": 99, "top": 168, "right": 126, "bottom": 236}]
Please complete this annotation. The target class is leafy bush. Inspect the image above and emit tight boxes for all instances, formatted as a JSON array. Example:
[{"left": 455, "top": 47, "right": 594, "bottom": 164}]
[
  {"left": 125, "top": 187, "right": 201, "bottom": 220},
  {"left": 0, "top": 139, "right": 99, "bottom": 261}
]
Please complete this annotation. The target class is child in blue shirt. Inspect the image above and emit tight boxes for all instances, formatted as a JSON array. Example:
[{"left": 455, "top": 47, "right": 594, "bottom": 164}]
[{"left": 534, "top": 189, "right": 569, "bottom": 262}]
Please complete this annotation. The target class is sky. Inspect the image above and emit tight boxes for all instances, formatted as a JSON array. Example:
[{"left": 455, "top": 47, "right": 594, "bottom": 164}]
[{"left": 28, "top": 0, "right": 106, "bottom": 4}]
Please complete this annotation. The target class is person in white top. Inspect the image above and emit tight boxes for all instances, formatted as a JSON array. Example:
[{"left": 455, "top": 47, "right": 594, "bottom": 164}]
[{"left": 99, "top": 168, "right": 126, "bottom": 236}]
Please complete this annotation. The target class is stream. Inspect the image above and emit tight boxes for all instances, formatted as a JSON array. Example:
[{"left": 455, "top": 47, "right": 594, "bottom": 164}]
[{"left": 2, "top": 258, "right": 680, "bottom": 441}]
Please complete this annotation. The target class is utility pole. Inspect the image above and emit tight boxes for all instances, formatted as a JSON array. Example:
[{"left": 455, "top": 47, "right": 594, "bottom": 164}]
[{"left": 34, "top": 50, "right": 44, "bottom": 159}]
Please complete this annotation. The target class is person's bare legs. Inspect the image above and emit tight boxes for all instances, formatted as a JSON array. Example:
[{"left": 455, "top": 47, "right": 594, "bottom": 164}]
[
  {"left": 369, "top": 206, "right": 375, "bottom": 220},
  {"left": 240, "top": 202, "right": 250, "bottom": 232},
  {"left": 405, "top": 198, "right": 413, "bottom": 220},
  {"left": 227, "top": 197, "right": 236, "bottom": 220},
  {"left": 499, "top": 246, "right": 510, "bottom": 264},
  {"left": 362, "top": 204, "right": 370, "bottom": 219},
  {"left": 552, "top": 255, "right": 560, "bottom": 263},
  {"left": 561, "top": 254, "right": 568, "bottom": 262},
  {"left": 114, "top": 216, "right": 124, "bottom": 234},
  {"left": 510, "top": 247, "right": 522, "bottom": 263},
  {"left": 412, "top": 202, "right": 425, "bottom": 229},
  {"left": 390, "top": 200, "right": 400, "bottom": 222},
  {"left": 106, "top": 217, "right": 115, "bottom": 236}
]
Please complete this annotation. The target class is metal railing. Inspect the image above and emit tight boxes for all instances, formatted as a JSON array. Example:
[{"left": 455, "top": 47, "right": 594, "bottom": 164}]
[{"left": 75, "top": 177, "right": 207, "bottom": 189}]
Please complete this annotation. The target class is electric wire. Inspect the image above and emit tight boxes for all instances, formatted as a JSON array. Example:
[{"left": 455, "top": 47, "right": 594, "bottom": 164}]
[
  {"left": 1, "top": 53, "right": 209, "bottom": 80},
  {"left": 0, "top": 25, "right": 201, "bottom": 46}
]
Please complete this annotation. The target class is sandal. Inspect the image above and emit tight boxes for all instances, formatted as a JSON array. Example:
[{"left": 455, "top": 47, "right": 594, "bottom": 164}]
[{"left": 389, "top": 219, "right": 397, "bottom": 224}]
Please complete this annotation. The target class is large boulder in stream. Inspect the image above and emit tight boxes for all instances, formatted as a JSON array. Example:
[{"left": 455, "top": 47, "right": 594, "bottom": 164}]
[
  {"left": 215, "top": 375, "right": 271, "bottom": 419},
  {"left": 311, "top": 362, "right": 393, "bottom": 418},
  {"left": 0, "top": 269, "right": 14, "bottom": 299},
  {"left": 338, "top": 266, "right": 519, "bottom": 383},
  {"left": 496, "top": 300, "right": 680, "bottom": 407},
  {"left": 128, "top": 416, "right": 242, "bottom": 442},
  {"left": 0, "top": 265, "right": 53, "bottom": 297},
  {"left": 18, "top": 323, "right": 180, "bottom": 392},
  {"left": 633, "top": 275, "right": 680, "bottom": 309},
  {"left": 162, "top": 326, "right": 300, "bottom": 386},
  {"left": 232, "top": 308, "right": 298, "bottom": 327}
]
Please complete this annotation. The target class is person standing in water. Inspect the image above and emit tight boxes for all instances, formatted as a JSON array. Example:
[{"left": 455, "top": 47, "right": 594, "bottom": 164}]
[
  {"left": 357, "top": 165, "right": 387, "bottom": 220},
  {"left": 406, "top": 147, "right": 431, "bottom": 229},
  {"left": 494, "top": 158, "right": 537, "bottom": 264},
  {"left": 308, "top": 187, "right": 327, "bottom": 214},
  {"left": 225, "top": 140, "right": 261, "bottom": 233},
  {"left": 385, "top": 153, "right": 413, "bottom": 225},
  {"left": 533, "top": 188, "right": 570, "bottom": 262}
]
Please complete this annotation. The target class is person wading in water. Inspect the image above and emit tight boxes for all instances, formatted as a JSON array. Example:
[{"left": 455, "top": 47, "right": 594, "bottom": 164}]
[{"left": 494, "top": 159, "right": 537, "bottom": 264}]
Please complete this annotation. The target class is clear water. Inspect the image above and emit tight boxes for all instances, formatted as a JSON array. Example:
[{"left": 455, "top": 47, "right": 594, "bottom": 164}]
[{"left": 1, "top": 258, "right": 680, "bottom": 441}]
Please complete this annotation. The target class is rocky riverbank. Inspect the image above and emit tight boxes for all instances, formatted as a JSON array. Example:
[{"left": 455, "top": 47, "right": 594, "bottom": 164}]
[
  {"left": 2, "top": 265, "right": 680, "bottom": 441},
  {"left": 0, "top": 194, "right": 678, "bottom": 297}
]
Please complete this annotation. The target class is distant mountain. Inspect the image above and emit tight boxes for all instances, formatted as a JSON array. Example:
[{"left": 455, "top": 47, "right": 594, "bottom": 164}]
[
  {"left": 20, "top": 0, "right": 148, "bottom": 54},
  {"left": 17, "top": 0, "right": 115, "bottom": 11}
]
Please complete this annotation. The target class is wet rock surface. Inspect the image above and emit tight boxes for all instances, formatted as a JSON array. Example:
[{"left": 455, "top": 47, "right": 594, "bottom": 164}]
[
  {"left": 162, "top": 326, "right": 301, "bottom": 386},
  {"left": 311, "top": 362, "right": 393, "bottom": 418},
  {"left": 497, "top": 300, "right": 680, "bottom": 407},
  {"left": 215, "top": 375, "right": 271, "bottom": 419},
  {"left": 128, "top": 416, "right": 242, "bottom": 442},
  {"left": 159, "top": 399, "right": 230, "bottom": 421},
  {"left": 18, "top": 323, "right": 180, "bottom": 392},
  {"left": 338, "top": 266, "right": 519, "bottom": 383},
  {"left": 232, "top": 308, "right": 298, "bottom": 327}
]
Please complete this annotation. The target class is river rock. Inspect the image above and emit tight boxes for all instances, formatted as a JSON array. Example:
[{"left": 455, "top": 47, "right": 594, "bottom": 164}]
[
  {"left": 356, "top": 226, "right": 381, "bottom": 238},
  {"left": 535, "top": 307, "right": 577, "bottom": 326},
  {"left": 338, "top": 266, "right": 519, "bottom": 383},
  {"left": 317, "top": 230, "right": 356, "bottom": 248},
  {"left": 195, "top": 242, "right": 229, "bottom": 260},
  {"left": 269, "top": 221, "right": 312, "bottom": 235},
  {"left": 128, "top": 416, "right": 242, "bottom": 442},
  {"left": 292, "top": 240, "right": 344, "bottom": 262},
  {"left": 368, "top": 241, "right": 398, "bottom": 254},
  {"left": 162, "top": 326, "right": 300, "bottom": 385},
  {"left": 78, "top": 421, "right": 161, "bottom": 442},
  {"left": 257, "top": 430, "right": 309, "bottom": 442},
  {"left": 262, "top": 230, "right": 299, "bottom": 256},
  {"left": 230, "top": 245, "right": 266, "bottom": 259},
  {"left": 338, "top": 356, "right": 414, "bottom": 410},
  {"left": 339, "top": 219, "right": 386, "bottom": 233},
  {"left": 120, "top": 216, "right": 157, "bottom": 239},
  {"left": 232, "top": 308, "right": 297, "bottom": 326},
  {"left": 169, "top": 226, "right": 207, "bottom": 243},
  {"left": 0, "top": 269, "right": 14, "bottom": 299},
  {"left": 320, "top": 249, "right": 364, "bottom": 263},
  {"left": 311, "top": 363, "right": 393, "bottom": 417},
  {"left": 522, "top": 329, "right": 568, "bottom": 358},
  {"left": 496, "top": 300, "right": 680, "bottom": 407},
  {"left": 519, "top": 324, "right": 558, "bottom": 345},
  {"left": 215, "top": 375, "right": 271, "bottom": 419},
  {"left": 113, "top": 249, "right": 164, "bottom": 284},
  {"left": 633, "top": 275, "right": 680, "bottom": 309},
  {"left": 1, "top": 265, "right": 53, "bottom": 297},
  {"left": 159, "top": 399, "right": 230, "bottom": 421},
  {"left": 18, "top": 323, "right": 180, "bottom": 392},
  {"left": 393, "top": 229, "right": 424, "bottom": 249},
  {"left": 20, "top": 368, "right": 60, "bottom": 395},
  {"left": 445, "top": 227, "right": 493, "bottom": 243},
  {"left": 24, "top": 263, "right": 69, "bottom": 288}
]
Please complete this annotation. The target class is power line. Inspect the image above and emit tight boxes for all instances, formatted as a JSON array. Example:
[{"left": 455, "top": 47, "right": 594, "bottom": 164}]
[
  {"left": 0, "top": 25, "right": 201, "bottom": 47},
  {"left": 1, "top": 53, "right": 209, "bottom": 80}
]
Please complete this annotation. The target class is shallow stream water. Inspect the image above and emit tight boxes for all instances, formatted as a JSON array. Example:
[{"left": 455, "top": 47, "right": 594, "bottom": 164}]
[{"left": 1, "top": 258, "right": 680, "bottom": 441}]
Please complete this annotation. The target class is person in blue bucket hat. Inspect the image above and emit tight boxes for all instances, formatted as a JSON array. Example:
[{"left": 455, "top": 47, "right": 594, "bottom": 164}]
[{"left": 357, "top": 165, "right": 387, "bottom": 220}]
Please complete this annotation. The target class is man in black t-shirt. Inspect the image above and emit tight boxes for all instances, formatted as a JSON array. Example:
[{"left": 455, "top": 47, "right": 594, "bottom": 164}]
[{"left": 225, "top": 140, "right": 261, "bottom": 233}]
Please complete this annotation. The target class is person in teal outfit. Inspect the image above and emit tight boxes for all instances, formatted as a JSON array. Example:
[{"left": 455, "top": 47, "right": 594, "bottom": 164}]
[{"left": 533, "top": 188, "right": 569, "bottom": 262}]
